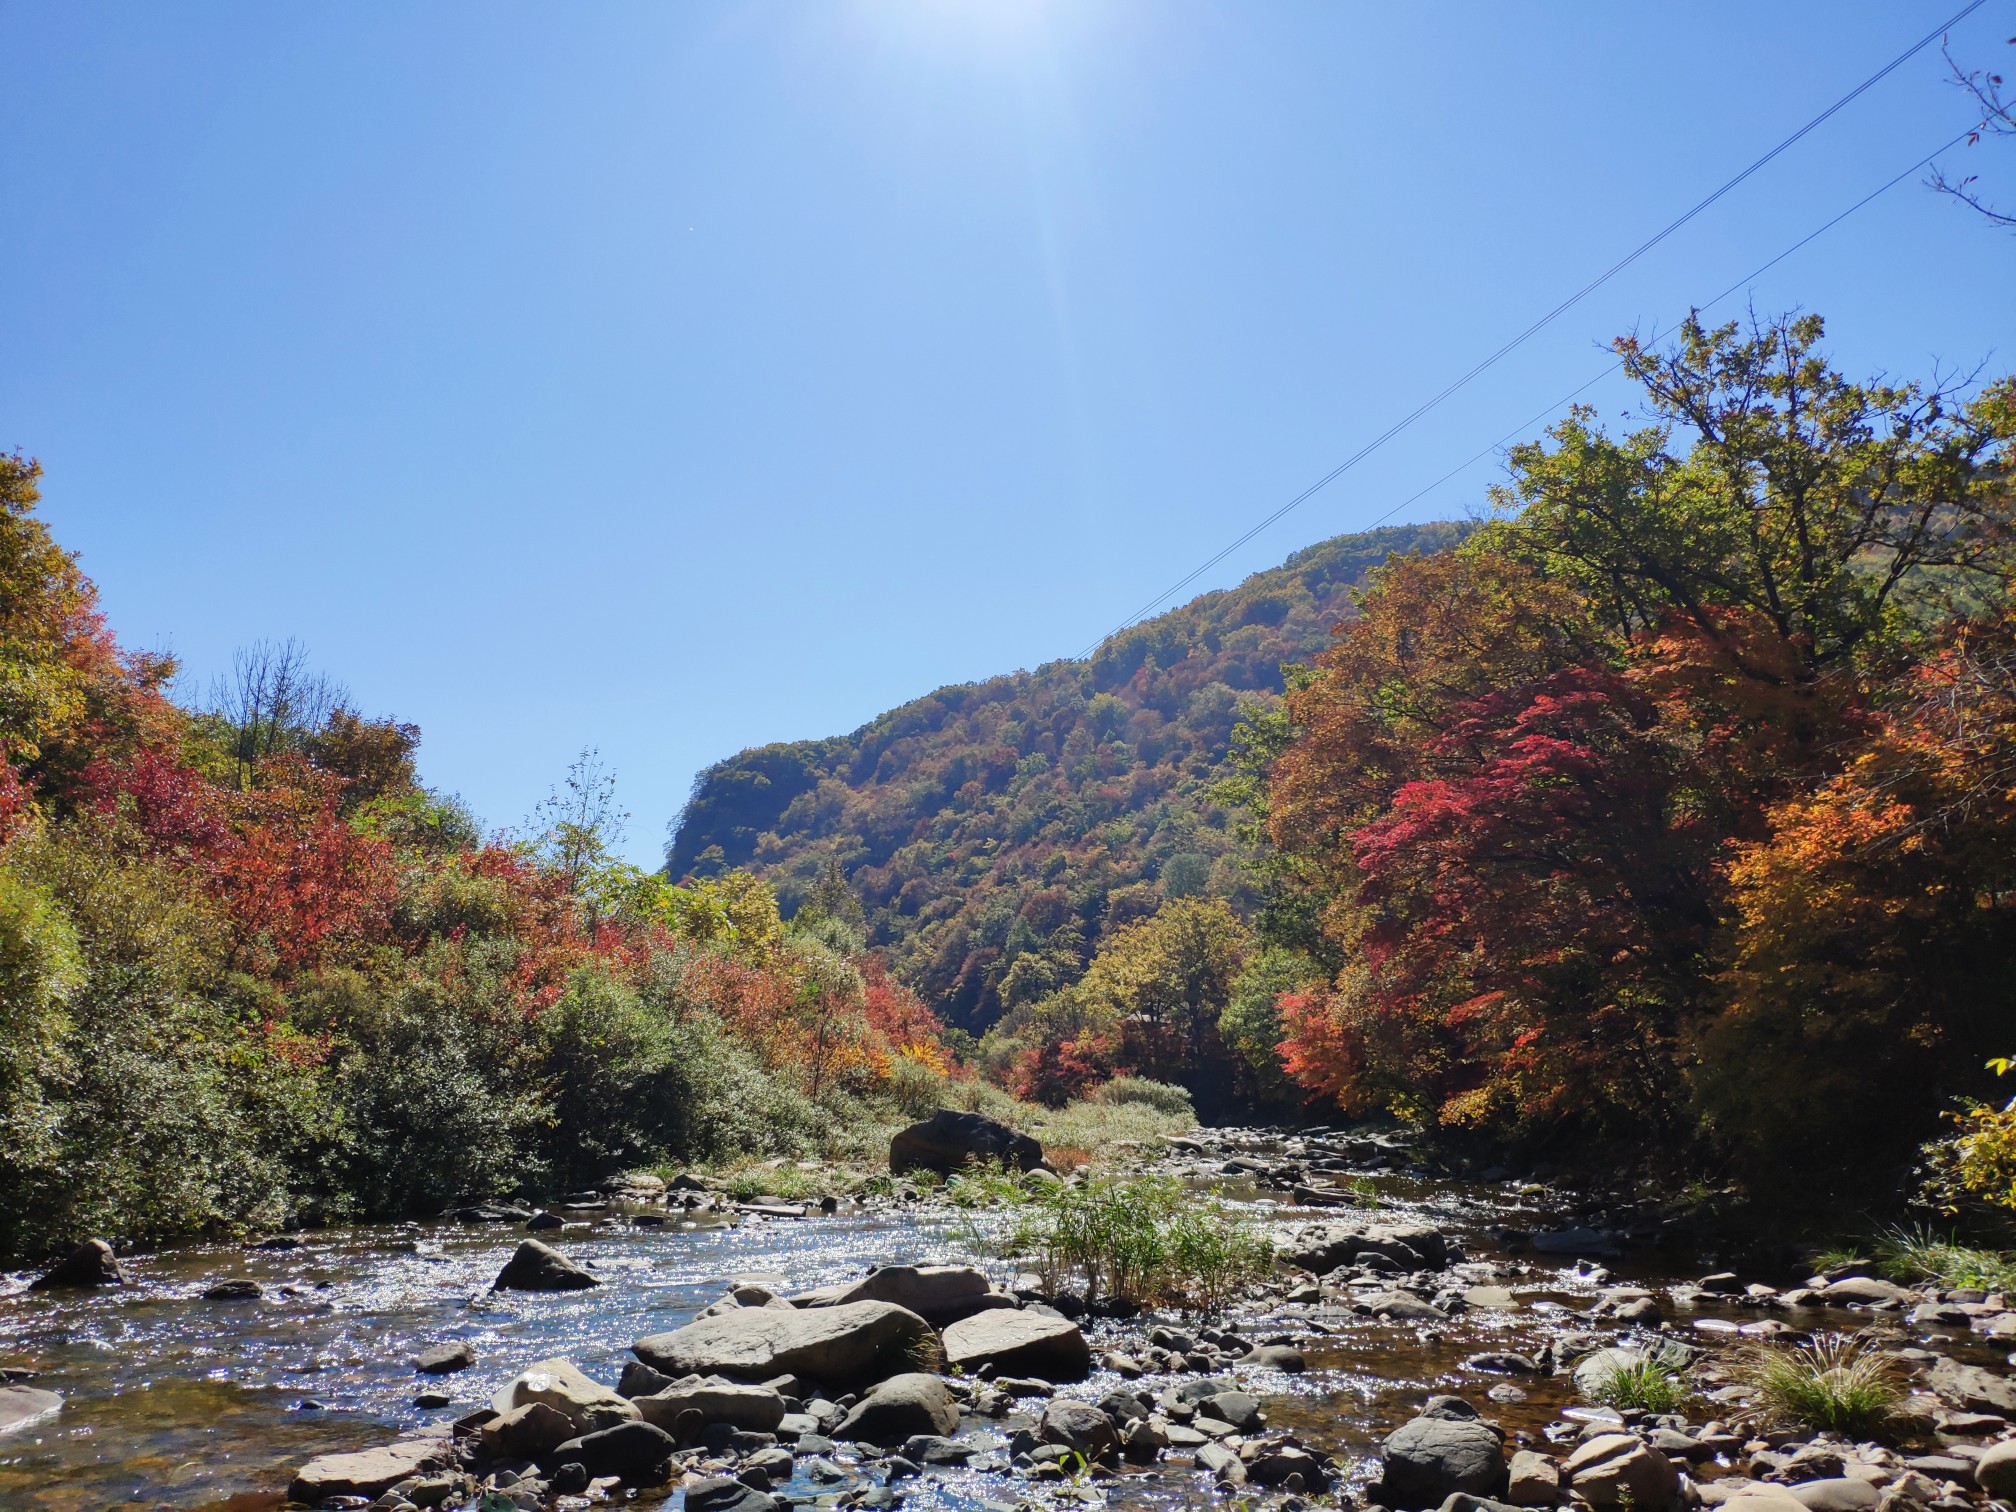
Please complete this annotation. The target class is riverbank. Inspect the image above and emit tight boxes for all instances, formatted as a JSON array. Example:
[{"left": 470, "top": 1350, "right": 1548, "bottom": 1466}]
[{"left": 5, "top": 1123, "right": 2016, "bottom": 1512}]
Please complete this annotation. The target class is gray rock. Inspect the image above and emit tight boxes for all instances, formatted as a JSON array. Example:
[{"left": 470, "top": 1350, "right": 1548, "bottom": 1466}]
[
  {"left": 1382, "top": 1415, "right": 1508, "bottom": 1508},
  {"left": 1039, "top": 1397, "right": 1119, "bottom": 1458},
  {"left": 1467, "top": 1353, "right": 1539, "bottom": 1375},
  {"left": 546, "top": 1420, "right": 677, "bottom": 1483},
  {"left": 483, "top": 1401, "right": 577, "bottom": 1459},
  {"left": 1975, "top": 1441, "right": 2016, "bottom": 1500},
  {"left": 888, "top": 1109, "right": 1043, "bottom": 1177},
  {"left": 0, "top": 1386, "right": 61, "bottom": 1436},
  {"left": 1197, "top": 1439, "right": 1246, "bottom": 1484},
  {"left": 288, "top": 1436, "right": 448, "bottom": 1502},
  {"left": 813, "top": 1264, "right": 1000, "bottom": 1324},
  {"left": 634, "top": 1301, "right": 935, "bottom": 1387},
  {"left": 634, "top": 1381, "right": 785, "bottom": 1433},
  {"left": 1285, "top": 1221, "right": 1449, "bottom": 1273},
  {"left": 1788, "top": 1479, "right": 1881, "bottom": 1512},
  {"left": 687, "top": 1473, "right": 780, "bottom": 1512},
  {"left": 1560, "top": 1434, "right": 1678, "bottom": 1510},
  {"left": 201, "top": 1279, "right": 261, "bottom": 1300},
  {"left": 29, "top": 1238, "right": 125, "bottom": 1290},
  {"left": 618, "top": 1360, "right": 675, "bottom": 1398},
  {"left": 1818, "top": 1276, "right": 1911, "bottom": 1306},
  {"left": 835, "top": 1373, "right": 958, "bottom": 1445},
  {"left": 490, "top": 1356, "right": 639, "bottom": 1433},
  {"left": 1505, "top": 1449, "right": 1560, "bottom": 1506},
  {"left": 1925, "top": 1355, "right": 2016, "bottom": 1414},
  {"left": 1368, "top": 1290, "right": 1450, "bottom": 1323},
  {"left": 492, "top": 1238, "right": 599, "bottom": 1292},
  {"left": 941, "top": 1309, "right": 1090, "bottom": 1381},
  {"left": 1198, "top": 1390, "right": 1262, "bottom": 1431},
  {"left": 413, "top": 1340, "right": 476, "bottom": 1375},
  {"left": 1571, "top": 1348, "right": 1650, "bottom": 1399}
]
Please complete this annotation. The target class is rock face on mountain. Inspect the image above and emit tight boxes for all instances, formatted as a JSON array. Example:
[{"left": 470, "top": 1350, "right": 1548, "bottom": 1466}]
[{"left": 889, "top": 1112, "right": 1044, "bottom": 1177}]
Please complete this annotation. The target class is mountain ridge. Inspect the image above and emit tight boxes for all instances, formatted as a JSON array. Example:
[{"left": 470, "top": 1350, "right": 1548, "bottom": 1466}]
[{"left": 667, "top": 519, "right": 1468, "bottom": 1031}]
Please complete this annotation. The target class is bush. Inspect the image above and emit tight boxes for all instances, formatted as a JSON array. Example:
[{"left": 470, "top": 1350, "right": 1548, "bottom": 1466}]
[{"left": 1735, "top": 1336, "right": 1900, "bottom": 1434}]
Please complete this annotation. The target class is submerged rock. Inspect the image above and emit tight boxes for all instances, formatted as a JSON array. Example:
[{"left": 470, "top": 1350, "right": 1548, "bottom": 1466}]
[
  {"left": 0, "top": 1386, "right": 62, "bottom": 1436},
  {"left": 288, "top": 1435, "right": 448, "bottom": 1502}
]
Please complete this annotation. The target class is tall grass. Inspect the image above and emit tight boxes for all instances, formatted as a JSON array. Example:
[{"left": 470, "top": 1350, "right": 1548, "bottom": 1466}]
[
  {"left": 1735, "top": 1336, "right": 1901, "bottom": 1435},
  {"left": 989, "top": 1175, "right": 1273, "bottom": 1309},
  {"left": 1874, "top": 1225, "right": 2016, "bottom": 1291},
  {"left": 1583, "top": 1356, "right": 1689, "bottom": 1413}
]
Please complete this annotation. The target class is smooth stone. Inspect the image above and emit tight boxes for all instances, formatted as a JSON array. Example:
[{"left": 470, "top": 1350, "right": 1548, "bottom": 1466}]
[{"left": 491, "top": 1238, "right": 599, "bottom": 1292}]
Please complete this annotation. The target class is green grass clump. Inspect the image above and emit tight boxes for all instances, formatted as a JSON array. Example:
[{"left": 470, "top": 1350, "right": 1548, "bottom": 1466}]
[
  {"left": 1088, "top": 1077, "right": 1197, "bottom": 1117},
  {"left": 1584, "top": 1357, "right": 1689, "bottom": 1413},
  {"left": 945, "top": 1157, "right": 1046, "bottom": 1209},
  {"left": 1736, "top": 1336, "right": 1901, "bottom": 1435},
  {"left": 987, "top": 1174, "right": 1273, "bottom": 1309},
  {"left": 712, "top": 1160, "right": 828, "bottom": 1203},
  {"left": 1874, "top": 1225, "right": 2016, "bottom": 1291},
  {"left": 1810, "top": 1245, "right": 1871, "bottom": 1275}
]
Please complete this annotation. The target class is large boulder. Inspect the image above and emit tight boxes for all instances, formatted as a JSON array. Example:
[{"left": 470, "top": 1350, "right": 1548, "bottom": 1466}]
[
  {"left": 835, "top": 1372, "right": 959, "bottom": 1444},
  {"left": 941, "top": 1308, "right": 1091, "bottom": 1381},
  {"left": 0, "top": 1386, "right": 62, "bottom": 1435},
  {"left": 1561, "top": 1434, "right": 1679, "bottom": 1510},
  {"left": 1974, "top": 1441, "right": 2016, "bottom": 1501},
  {"left": 1925, "top": 1355, "right": 2016, "bottom": 1415},
  {"left": 29, "top": 1239, "right": 125, "bottom": 1290},
  {"left": 492, "top": 1238, "right": 599, "bottom": 1292},
  {"left": 633, "top": 1300, "right": 934, "bottom": 1387},
  {"left": 1283, "top": 1221, "right": 1448, "bottom": 1274},
  {"left": 1380, "top": 1415, "right": 1507, "bottom": 1508},
  {"left": 490, "top": 1356, "right": 639, "bottom": 1433},
  {"left": 288, "top": 1436, "right": 448, "bottom": 1502},
  {"left": 483, "top": 1402, "right": 576, "bottom": 1459},
  {"left": 633, "top": 1380, "right": 786, "bottom": 1433},
  {"left": 546, "top": 1420, "right": 677, "bottom": 1483},
  {"left": 1039, "top": 1397, "right": 1120, "bottom": 1459},
  {"left": 813, "top": 1265, "right": 1003, "bottom": 1324},
  {"left": 1818, "top": 1276, "right": 1911, "bottom": 1306},
  {"left": 889, "top": 1109, "right": 1043, "bottom": 1177}
]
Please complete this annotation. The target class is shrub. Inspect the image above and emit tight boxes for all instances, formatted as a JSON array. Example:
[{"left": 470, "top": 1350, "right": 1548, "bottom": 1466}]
[{"left": 1735, "top": 1336, "right": 1900, "bottom": 1435}]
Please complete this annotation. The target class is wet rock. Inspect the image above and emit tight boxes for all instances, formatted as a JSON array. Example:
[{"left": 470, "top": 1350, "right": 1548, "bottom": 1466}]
[
  {"left": 545, "top": 1419, "right": 676, "bottom": 1483},
  {"left": 1467, "top": 1353, "right": 1539, "bottom": 1375},
  {"left": 1570, "top": 1347, "right": 1650, "bottom": 1399},
  {"left": 634, "top": 1380, "right": 786, "bottom": 1433},
  {"left": 888, "top": 1109, "right": 1043, "bottom": 1177},
  {"left": 687, "top": 1473, "right": 780, "bottom": 1512},
  {"left": 289, "top": 1435, "right": 449, "bottom": 1501},
  {"left": 941, "top": 1309, "right": 1090, "bottom": 1381},
  {"left": 29, "top": 1238, "right": 124, "bottom": 1290},
  {"left": 633, "top": 1300, "right": 935, "bottom": 1387},
  {"left": 1242, "top": 1344, "right": 1307, "bottom": 1371},
  {"left": 1505, "top": 1448, "right": 1560, "bottom": 1505},
  {"left": 0, "top": 1386, "right": 61, "bottom": 1436},
  {"left": 904, "top": 1432, "right": 973, "bottom": 1465},
  {"left": 1367, "top": 1290, "right": 1450, "bottom": 1323},
  {"left": 1250, "top": 1442, "right": 1329, "bottom": 1488},
  {"left": 1197, "top": 1439, "right": 1247, "bottom": 1484},
  {"left": 491, "top": 1238, "right": 599, "bottom": 1292},
  {"left": 1561, "top": 1433, "right": 1679, "bottom": 1510},
  {"left": 835, "top": 1373, "right": 959, "bottom": 1444},
  {"left": 200, "top": 1279, "right": 262, "bottom": 1300},
  {"left": 413, "top": 1389, "right": 452, "bottom": 1409},
  {"left": 1040, "top": 1397, "right": 1119, "bottom": 1459},
  {"left": 617, "top": 1360, "right": 675, "bottom": 1398},
  {"left": 1381, "top": 1414, "right": 1508, "bottom": 1508},
  {"left": 482, "top": 1401, "right": 577, "bottom": 1459},
  {"left": 413, "top": 1340, "right": 476, "bottom": 1375},
  {"left": 1198, "top": 1390, "right": 1263, "bottom": 1432},
  {"left": 490, "top": 1356, "right": 639, "bottom": 1433},
  {"left": 551, "top": 1461, "right": 591, "bottom": 1495},
  {"left": 524, "top": 1210, "right": 564, "bottom": 1231},
  {"left": 812, "top": 1264, "right": 1002, "bottom": 1323}
]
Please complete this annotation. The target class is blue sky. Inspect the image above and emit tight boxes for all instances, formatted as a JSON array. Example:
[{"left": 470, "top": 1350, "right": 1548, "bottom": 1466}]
[{"left": 3, "top": 1, "right": 2010, "bottom": 864}]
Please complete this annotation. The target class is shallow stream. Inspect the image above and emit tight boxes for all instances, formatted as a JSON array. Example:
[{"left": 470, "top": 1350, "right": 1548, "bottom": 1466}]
[{"left": 0, "top": 1142, "right": 1896, "bottom": 1512}]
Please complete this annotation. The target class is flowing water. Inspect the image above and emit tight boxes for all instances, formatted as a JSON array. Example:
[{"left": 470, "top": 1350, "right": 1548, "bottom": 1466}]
[{"left": 0, "top": 1148, "right": 1846, "bottom": 1512}]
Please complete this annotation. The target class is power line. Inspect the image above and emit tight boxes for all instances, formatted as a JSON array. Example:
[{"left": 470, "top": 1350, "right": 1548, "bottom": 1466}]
[
  {"left": 1347, "top": 114, "right": 2003, "bottom": 540},
  {"left": 1082, "top": 0, "right": 1991, "bottom": 657}
]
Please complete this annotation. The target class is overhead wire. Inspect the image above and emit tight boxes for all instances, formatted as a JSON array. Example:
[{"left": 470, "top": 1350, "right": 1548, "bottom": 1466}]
[{"left": 1080, "top": 0, "right": 1993, "bottom": 657}]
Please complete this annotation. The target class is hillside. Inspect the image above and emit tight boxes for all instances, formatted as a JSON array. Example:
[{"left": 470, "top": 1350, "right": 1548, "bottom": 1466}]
[{"left": 666, "top": 520, "right": 1466, "bottom": 1033}]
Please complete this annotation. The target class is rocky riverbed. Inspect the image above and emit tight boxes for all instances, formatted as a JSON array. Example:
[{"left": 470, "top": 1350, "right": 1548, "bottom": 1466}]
[{"left": 6, "top": 1124, "right": 2016, "bottom": 1512}]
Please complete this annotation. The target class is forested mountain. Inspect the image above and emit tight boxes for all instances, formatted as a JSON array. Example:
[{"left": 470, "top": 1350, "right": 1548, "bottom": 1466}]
[{"left": 666, "top": 520, "right": 1465, "bottom": 1034}]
